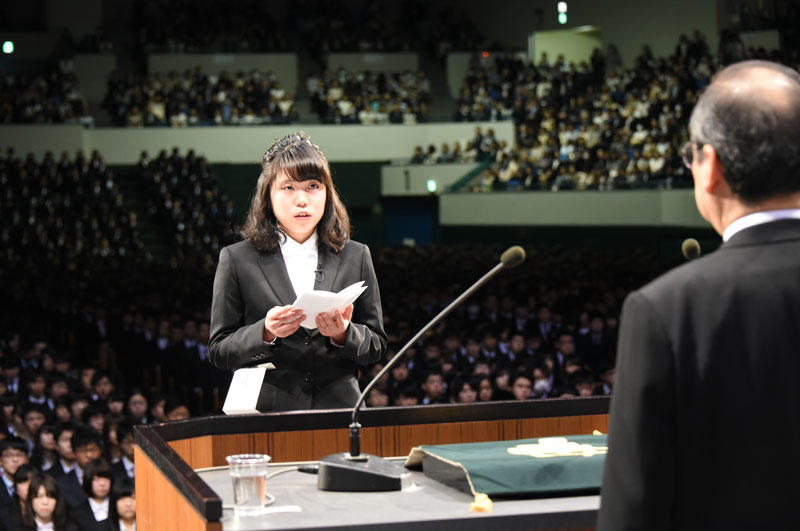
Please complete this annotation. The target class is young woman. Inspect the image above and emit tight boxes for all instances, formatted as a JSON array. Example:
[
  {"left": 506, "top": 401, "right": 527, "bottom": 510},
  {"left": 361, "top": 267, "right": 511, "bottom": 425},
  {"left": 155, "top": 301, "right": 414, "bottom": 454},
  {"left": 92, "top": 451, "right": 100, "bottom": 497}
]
[
  {"left": 110, "top": 481, "right": 136, "bottom": 531},
  {"left": 69, "top": 458, "right": 114, "bottom": 530},
  {"left": 209, "top": 132, "right": 387, "bottom": 411},
  {"left": 4, "top": 463, "right": 36, "bottom": 529},
  {"left": 24, "top": 474, "right": 69, "bottom": 531}
]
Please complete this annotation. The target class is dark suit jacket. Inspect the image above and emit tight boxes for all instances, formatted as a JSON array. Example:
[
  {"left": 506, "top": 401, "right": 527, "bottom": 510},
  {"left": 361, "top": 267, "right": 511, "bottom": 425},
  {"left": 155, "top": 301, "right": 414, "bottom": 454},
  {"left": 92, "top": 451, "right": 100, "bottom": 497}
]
[
  {"left": 69, "top": 500, "right": 113, "bottom": 531},
  {"left": 598, "top": 219, "right": 800, "bottom": 530},
  {"left": 56, "top": 469, "right": 87, "bottom": 510},
  {"left": 209, "top": 238, "right": 387, "bottom": 412}
]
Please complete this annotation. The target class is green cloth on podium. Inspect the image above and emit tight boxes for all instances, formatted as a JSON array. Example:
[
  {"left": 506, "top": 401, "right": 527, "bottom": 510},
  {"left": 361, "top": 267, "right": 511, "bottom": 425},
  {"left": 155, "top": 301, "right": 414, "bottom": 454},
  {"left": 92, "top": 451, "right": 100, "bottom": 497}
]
[{"left": 404, "top": 434, "right": 607, "bottom": 497}]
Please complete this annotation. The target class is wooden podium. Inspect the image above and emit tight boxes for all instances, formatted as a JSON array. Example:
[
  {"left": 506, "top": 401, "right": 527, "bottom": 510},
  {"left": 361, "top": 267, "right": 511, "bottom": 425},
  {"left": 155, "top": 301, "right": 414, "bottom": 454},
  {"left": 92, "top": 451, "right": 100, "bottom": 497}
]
[{"left": 134, "top": 397, "right": 610, "bottom": 530}]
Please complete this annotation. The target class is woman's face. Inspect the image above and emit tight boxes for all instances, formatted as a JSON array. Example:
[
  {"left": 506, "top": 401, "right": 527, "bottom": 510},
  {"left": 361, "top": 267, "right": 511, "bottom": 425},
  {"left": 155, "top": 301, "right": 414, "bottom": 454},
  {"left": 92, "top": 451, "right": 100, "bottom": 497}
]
[
  {"left": 269, "top": 172, "right": 326, "bottom": 243},
  {"left": 31, "top": 486, "right": 57, "bottom": 520},
  {"left": 40, "top": 431, "right": 56, "bottom": 450},
  {"left": 458, "top": 383, "right": 477, "bottom": 403},
  {"left": 116, "top": 494, "right": 136, "bottom": 520},
  {"left": 92, "top": 476, "right": 112, "bottom": 499}
]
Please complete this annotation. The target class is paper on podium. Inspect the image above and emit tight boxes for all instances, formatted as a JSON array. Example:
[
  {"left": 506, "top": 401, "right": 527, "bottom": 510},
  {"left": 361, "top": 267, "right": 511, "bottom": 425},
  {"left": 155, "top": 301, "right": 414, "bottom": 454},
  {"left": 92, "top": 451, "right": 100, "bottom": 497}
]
[
  {"left": 292, "top": 281, "right": 367, "bottom": 329},
  {"left": 222, "top": 365, "right": 272, "bottom": 415}
]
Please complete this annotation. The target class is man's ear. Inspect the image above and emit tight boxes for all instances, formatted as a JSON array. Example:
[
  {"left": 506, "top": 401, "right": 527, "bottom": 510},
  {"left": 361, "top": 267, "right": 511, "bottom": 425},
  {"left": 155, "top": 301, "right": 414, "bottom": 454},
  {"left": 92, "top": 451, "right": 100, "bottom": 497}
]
[{"left": 702, "top": 144, "right": 728, "bottom": 195}]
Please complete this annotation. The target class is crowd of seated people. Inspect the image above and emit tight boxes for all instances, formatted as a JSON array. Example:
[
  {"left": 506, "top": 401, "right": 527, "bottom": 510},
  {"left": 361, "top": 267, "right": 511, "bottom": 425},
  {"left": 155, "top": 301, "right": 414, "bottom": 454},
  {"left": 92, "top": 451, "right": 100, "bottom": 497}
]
[
  {"left": 445, "top": 31, "right": 799, "bottom": 191},
  {"left": 0, "top": 68, "right": 93, "bottom": 126},
  {"left": 362, "top": 243, "right": 668, "bottom": 406},
  {"left": 137, "top": 0, "right": 289, "bottom": 53},
  {"left": 409, "top": 127, "right": 502, "bottom": 164},
  {"left": 136, "top": 148, "right": 237, "bottom": 271},
  {"left": 104, "top": 68, "right": 297, "bottom": 127},
  {"left": 307, "top": 68, "right": 430, "bottom": 123},
  {"left": 3, "top": 237, "right": 672, "bottom": 438},
  {"left": 0, "top": 148, "right": 147, "bottom": 309}
]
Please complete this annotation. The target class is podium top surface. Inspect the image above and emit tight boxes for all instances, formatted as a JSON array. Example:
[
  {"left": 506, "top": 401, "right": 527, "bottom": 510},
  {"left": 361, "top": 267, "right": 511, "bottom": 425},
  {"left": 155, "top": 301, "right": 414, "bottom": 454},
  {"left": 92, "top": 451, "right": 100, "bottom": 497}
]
[{"left": 198, "top": 463, "right": 599, "bottom": 530}]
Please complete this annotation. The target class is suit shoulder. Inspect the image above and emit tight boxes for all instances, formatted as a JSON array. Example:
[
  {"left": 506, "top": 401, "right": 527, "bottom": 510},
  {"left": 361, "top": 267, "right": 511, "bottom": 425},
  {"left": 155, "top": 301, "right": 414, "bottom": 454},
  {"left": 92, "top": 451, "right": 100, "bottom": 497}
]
[
  {"left": 338, "top": 239, "right": 371, "bottom": 258},
  {"left": 221, "top": 239, "right": 257, "bottom": 258},
  {"left": 638, "top": 250, "right": 729, "bottom": 303}
]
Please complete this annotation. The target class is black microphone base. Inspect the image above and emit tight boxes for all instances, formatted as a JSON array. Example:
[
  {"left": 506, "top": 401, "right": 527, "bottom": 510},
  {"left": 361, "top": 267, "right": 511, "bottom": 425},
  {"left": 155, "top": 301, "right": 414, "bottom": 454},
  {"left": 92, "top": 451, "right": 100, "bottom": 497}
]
[{"left": 317, "top": 453, "right": 412, "bottom": 492}]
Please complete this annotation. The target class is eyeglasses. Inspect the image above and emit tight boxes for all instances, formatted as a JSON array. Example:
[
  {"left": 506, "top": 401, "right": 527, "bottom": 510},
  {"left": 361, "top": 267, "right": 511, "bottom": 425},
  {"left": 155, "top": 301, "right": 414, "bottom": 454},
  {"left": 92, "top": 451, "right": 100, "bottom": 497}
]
[{"left": 681, "top": 141, "right": 705, "bottom": 169}]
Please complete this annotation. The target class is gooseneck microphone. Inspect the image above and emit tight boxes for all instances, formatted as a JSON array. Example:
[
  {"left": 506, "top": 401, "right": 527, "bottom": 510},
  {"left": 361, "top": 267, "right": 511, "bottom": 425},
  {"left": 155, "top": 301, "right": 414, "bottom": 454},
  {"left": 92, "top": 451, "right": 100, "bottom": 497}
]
[
  {"left": 681, "top": 238, "right": 701, "bottom": 260},
  {"left": 317, "top": 246, "right": 526, "bottom": 492}
]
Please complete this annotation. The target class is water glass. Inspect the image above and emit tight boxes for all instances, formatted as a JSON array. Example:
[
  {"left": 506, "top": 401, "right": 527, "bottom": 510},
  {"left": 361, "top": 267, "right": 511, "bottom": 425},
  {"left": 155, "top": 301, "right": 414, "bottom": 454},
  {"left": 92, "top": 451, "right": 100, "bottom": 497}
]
[{"left": 226, "top": 453, "right": 271, "bottom": 516}]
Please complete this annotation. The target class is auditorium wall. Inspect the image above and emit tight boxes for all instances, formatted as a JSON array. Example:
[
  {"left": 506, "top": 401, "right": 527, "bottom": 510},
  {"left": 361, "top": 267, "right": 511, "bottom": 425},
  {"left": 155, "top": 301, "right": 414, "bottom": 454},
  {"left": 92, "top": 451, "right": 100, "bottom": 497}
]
[
  {"left": 440, "top": 190, "right": 708, "bottom": 228},
  {"left": 0, "top": 122, "right": 514, "bottom": 164},
  {"left": 327, "top": 53, "right": 419, "bottom": 73}
]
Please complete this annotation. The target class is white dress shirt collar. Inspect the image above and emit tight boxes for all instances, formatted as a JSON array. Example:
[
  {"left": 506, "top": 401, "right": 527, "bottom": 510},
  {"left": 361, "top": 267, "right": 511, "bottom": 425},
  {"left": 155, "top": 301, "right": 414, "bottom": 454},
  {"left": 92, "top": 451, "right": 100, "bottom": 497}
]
[
  {"left": 723, "top": 208, "right": 800, "bottom": 241},
  {"left": 279, "top": 230, "right": 319, "bottom": 300},
  {"left": 89, "top": 497, "right": 110, "bottom": 521}
]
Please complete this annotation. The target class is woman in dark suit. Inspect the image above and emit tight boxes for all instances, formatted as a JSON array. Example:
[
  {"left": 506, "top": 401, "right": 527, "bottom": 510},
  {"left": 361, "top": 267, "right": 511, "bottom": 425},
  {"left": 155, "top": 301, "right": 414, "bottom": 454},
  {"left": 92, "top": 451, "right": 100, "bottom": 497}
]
[
  {"left": 209, "top": 132, "right": 387, "bottom": 412},
  {"left": 68, "top": 459, "right": 113, "bottom": 531}
]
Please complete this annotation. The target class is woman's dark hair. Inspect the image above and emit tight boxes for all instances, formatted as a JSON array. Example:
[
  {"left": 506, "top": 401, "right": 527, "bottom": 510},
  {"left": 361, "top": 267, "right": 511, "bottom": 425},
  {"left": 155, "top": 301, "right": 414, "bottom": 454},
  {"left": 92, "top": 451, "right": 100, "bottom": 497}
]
[
  {"left": 448, "top": 376, "right": 475, "bottom": 403},
  {"left": 13, "top": 463, "right": 36, "bottom": 485},
  {"left": 82, "top": 458, "right": 113, "bottom": 497},
  {"left": 109, "top": 478, "right": 135, "bottom": 525},
  {"left": 24, "top": 473, "right": 68, "bottom": 530},
  {"left": 240, "top": 132, "right": 350, "bottom": 252}
]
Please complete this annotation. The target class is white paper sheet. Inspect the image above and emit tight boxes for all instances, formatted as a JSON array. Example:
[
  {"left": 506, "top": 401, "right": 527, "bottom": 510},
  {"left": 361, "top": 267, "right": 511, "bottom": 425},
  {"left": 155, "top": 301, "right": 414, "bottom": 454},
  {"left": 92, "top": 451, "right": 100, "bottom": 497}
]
[
  {"left": 222, "top": 366, "right": 267, "bottom": 415},
  {"left": 292, "top": 281, "right": 367, "bottom": 329}
]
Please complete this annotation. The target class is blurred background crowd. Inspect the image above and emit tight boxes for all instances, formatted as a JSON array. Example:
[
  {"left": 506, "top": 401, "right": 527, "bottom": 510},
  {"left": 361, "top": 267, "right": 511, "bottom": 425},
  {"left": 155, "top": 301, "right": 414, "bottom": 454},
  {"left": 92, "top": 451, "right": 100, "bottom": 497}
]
[{"left": 1, "top": 0, "right": 798, "bottom": 526}]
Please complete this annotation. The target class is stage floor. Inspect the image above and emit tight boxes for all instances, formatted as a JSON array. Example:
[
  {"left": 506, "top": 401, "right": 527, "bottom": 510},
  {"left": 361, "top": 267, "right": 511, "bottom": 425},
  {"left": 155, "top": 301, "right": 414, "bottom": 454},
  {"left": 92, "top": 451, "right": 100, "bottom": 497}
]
[{"left": 197, "top": 460, "right": 599, "bottom": 530}]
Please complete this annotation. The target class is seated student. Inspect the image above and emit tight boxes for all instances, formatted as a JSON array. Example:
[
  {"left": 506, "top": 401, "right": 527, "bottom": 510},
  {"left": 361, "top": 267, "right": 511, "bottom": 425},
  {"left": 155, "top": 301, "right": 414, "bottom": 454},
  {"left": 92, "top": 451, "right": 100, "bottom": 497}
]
[
  {"left": 2, "top": 463, "right": 36, "bottom": 530},
  {"left": 46, "top": 422, "right": 77, "bottom": 480},
  {"left": 394, "top": 383, "right": 421, "bottom": 407},
  {"left": 491, "top": 368, "right": 515, "bottom": 400},
  {"left": 448, "top": 376, "right": 478, "bottom": 404},
  {"left": 125, "top": 390, "right": 150, "bottom": 425},
  {"left": 0, "top": 436, "right": 30, "bottom": 512},
  {"left": 24, "top": 473, "right": 70, "bottom": 531},
  {"left": 30, "top": 424, "right": 58, "bottom": 472},
  {"left": 510, "top": 373, "right": 534, "bottom": 401},
  {"left": 56, "top": 425, "right": 103, "bottom": 510},
  {"left": 475, "top": 375, "right": 494, "bottom": 402},
  {"left": 69, "top": 458, "right": 114, "bottom": 530},
  {"left": 420, "top": 371, "right": 447, "bottom": 405},
  {"left": 365, "top": 386, "right": 391, "bottom": 407},
  {"left": 163, "top": 397, "right": 191, "bottom": 421},
  {"left": 19, "top": 403, "right": 50, "bottom": 453},
  {"left": 111, "top": 480, "right": 135, "bottom": 531}
]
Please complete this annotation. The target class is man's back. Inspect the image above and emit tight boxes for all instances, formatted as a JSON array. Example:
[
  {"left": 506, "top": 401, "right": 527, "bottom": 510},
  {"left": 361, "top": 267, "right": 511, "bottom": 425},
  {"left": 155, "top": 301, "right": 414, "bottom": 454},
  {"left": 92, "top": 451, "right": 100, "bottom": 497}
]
[{"left": 599, "top": 219, "right": 800, "bottom": 530}]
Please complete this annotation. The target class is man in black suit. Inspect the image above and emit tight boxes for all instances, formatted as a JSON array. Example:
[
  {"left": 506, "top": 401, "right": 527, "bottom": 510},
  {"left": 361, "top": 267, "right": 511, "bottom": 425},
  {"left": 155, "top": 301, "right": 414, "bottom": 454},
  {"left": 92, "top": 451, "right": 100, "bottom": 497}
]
[
  {"left": 598, "top": 60, "right": 800, "bottom": 530},
  {"left": 57, "top": 425, "right": 103, "bottom": 510},
  {"left": 0, "top": 437, "right": 28, "bottom": 512},
  {"left": 46, "top": 422, "right": 77, "bottom": 480}
]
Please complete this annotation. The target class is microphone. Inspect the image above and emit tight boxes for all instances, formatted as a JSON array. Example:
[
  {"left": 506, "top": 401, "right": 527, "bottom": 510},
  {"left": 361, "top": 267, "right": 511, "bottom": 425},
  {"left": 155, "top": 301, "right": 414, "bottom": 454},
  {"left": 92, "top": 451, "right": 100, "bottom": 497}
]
[
  {"left": 317, "top": 245, "right": 526, "bottom": 492},
  {"left": 681, "top": 238, "right": 701, "bottom": 260}
]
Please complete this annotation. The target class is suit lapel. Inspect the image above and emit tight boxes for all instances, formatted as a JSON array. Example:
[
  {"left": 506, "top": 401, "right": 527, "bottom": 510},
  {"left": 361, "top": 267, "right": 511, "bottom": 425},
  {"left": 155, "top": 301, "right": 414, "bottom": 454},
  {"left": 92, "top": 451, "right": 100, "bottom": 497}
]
[
  {"left": 256, "top": 248, "right": 297, "bottom": 305},
  {"left": 315, "top": 244, "right": 342, "bottom": 293}
]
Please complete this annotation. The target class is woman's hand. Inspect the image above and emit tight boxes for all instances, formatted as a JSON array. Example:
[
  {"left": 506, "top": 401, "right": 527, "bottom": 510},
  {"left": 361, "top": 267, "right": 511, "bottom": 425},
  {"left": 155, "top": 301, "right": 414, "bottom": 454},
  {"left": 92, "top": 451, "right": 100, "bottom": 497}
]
[
  {"left": 264, "top": 306, "right": 305, "bottom": 342},
  {"left": 316, "top": 304, "right": 353, "bottom": 345}
]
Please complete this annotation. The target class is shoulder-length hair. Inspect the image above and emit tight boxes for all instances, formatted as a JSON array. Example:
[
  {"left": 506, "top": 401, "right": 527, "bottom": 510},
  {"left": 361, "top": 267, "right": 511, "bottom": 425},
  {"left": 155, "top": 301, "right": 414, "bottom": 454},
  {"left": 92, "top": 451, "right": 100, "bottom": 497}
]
[
  {"left": 240, "top": 132, "right": 350, "bottom": 252},
  {"left": 24, "top": 473, "right": 69, "bottom": 530},
  {"left": 82, "top": 458, "right": 113, "bottom": 497}
]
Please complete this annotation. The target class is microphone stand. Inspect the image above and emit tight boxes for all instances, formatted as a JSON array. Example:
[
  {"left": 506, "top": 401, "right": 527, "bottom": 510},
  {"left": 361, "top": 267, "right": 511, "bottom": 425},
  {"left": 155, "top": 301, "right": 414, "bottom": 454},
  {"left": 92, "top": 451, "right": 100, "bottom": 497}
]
[{"left": 318, "top": 250, "right": 523, "bottom": 491}]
